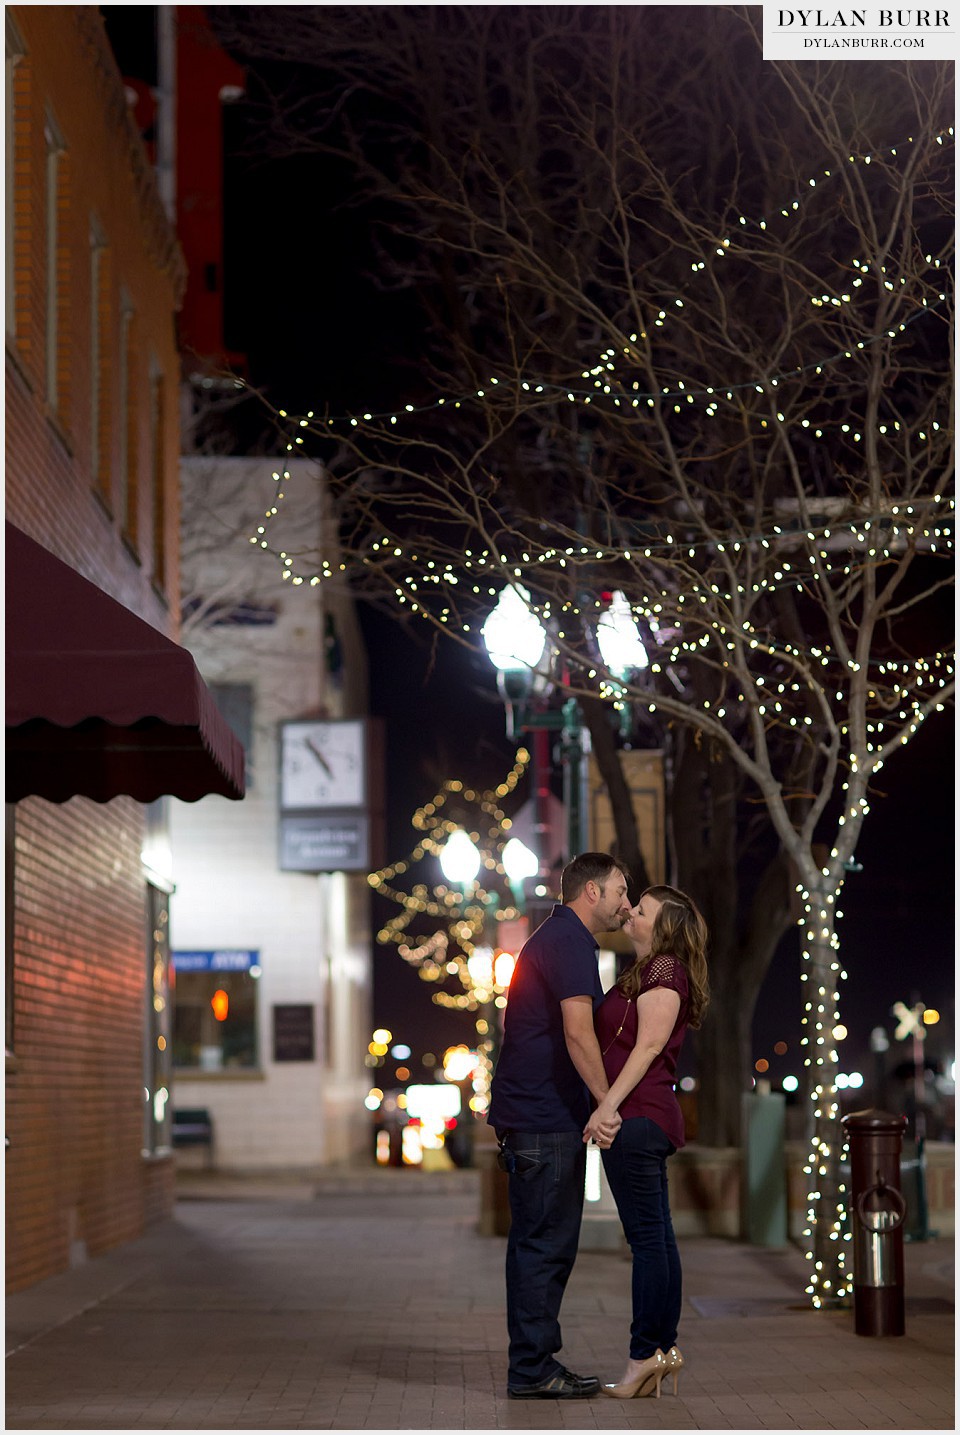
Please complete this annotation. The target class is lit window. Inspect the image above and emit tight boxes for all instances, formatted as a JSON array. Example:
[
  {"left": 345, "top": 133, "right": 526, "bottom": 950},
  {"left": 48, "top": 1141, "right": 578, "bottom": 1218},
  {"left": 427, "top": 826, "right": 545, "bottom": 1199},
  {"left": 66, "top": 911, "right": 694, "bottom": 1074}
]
[
  {"left": 143, "top": 884, "right": 172, "bottom": 1155},
  {"left": 5, "top": 805, "right": 15, "bottom": 1055},
  {"left": 172, "top": 950, "right": 259, "bottom": 1071}
]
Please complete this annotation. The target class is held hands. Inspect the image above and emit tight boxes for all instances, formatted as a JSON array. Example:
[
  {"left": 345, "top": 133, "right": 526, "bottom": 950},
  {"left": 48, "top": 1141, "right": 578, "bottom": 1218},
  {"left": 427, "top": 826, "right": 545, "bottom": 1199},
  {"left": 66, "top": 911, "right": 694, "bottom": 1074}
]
[{"left": 583, "top": 1102, "right": 621, "bottom": 1147}]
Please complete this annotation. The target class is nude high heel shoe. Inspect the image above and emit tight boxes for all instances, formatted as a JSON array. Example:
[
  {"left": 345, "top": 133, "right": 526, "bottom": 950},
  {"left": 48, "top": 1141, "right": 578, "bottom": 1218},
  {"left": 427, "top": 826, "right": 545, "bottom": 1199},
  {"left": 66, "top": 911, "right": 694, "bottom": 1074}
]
[
  {"left": 663, "top": 1345, "right": 684, "bottom": 1394},
  {"left": 602, "top": 1349, "right": 666, "bottom": 1399}
]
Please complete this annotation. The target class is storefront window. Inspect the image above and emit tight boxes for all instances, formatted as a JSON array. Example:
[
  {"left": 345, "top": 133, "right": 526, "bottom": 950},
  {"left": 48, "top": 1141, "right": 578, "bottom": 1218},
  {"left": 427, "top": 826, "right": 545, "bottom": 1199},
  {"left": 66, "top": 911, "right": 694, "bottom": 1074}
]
[
  {"left": 143, "top": 884, "right": 172, "bottom": 1153},
  {"left": 172, "top": 949, "right": 259, "bottom": 1070},
  {"left": 6, "top": 804, "right": 16, "bottom": 1054}
]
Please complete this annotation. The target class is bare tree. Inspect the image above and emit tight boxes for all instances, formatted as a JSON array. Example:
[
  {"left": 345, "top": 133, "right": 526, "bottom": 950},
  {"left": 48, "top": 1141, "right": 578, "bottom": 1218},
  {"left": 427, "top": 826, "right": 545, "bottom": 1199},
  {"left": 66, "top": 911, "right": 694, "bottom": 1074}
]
[{"left": 219, "top": 7, "right": 953, "bottom": 1303}]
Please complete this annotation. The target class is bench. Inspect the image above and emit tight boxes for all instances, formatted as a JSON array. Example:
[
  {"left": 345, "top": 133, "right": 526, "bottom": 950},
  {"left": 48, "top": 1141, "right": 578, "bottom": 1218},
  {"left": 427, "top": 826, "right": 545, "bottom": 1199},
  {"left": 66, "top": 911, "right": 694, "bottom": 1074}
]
[{"left": 172, "top": 1107, "right": 214, "bottom": 1166}]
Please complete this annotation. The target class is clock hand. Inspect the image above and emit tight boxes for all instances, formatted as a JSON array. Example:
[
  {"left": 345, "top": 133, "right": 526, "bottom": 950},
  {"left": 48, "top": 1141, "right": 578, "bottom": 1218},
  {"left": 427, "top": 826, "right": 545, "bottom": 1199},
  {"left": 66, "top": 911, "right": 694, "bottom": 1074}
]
[{"left": 304, "top": 737, "right": 334, "bottom": 777}]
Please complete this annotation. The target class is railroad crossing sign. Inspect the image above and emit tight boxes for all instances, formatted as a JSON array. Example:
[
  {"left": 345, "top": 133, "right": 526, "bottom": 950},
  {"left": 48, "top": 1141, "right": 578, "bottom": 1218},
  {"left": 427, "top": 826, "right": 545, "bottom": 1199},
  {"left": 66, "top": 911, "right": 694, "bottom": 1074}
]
[{"left": 892, "top": 1000, "right": 926, "bottom": 1042}]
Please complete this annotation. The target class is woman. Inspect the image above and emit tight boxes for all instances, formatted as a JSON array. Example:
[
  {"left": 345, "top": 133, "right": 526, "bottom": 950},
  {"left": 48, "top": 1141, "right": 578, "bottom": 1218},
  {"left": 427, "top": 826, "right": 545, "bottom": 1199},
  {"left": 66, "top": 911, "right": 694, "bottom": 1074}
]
[{"left": 589, "top": 884, "right": 709, "bottom": 1399}]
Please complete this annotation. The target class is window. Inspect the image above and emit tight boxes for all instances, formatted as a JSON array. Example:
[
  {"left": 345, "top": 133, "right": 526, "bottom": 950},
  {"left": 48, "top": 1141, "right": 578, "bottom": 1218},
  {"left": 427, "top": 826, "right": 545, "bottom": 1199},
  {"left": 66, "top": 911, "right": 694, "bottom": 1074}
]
[
  {"left": 90, "top": 224, "right": 111, "bottom": 503},
  {"left": 118, "top": 294, "right": 138, "bottom": 546},
  {"left": 5, "top": 18, "right": 25, "bottom": 340},
  {"left": 149, "top": 363, "right": 166, "bottom": 589},
  {"left": 5, "top": 805, "right": 15, "bottom": 1055},
  {"left": 210, "top": 682, "right": 254, "bottom": 786},
  {"left": 44, "top": 111, "right": 66, "bottom": 412},
  {"left": 143, "top": 884, "right": 172, "bottom": 1154},
  {"left": 172, "top": 950, "right": 260, "bottom": 1071}
]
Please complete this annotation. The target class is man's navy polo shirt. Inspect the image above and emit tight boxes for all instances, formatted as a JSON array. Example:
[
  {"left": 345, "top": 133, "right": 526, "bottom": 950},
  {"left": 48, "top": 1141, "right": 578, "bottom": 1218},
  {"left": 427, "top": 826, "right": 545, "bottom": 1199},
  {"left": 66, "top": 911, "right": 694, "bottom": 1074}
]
[{"left": 488, "top": 904, "right": 603, "bottom": 1133}]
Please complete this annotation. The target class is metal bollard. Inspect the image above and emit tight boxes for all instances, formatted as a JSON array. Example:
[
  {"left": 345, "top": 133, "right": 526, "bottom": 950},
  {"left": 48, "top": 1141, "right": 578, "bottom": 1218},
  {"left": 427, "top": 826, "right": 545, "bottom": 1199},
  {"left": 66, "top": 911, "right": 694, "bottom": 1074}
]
[{"left": 841, "top": 1109, "right": 907, "bottom": 1336}]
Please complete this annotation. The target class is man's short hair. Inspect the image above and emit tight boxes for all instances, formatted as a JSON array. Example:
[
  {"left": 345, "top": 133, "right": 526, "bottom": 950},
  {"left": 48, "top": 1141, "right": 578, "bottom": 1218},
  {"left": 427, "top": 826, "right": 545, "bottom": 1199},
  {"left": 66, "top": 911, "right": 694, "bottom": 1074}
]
[{"left": 560, "top": 852, "right": 627, "bottom": 903}]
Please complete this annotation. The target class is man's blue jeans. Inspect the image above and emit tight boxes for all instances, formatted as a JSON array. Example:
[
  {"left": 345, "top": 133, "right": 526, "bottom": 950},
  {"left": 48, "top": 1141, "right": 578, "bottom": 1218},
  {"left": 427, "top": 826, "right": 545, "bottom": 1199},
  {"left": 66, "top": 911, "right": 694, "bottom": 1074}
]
[
  {"left": 501, "top": 1130, "right": 586, "bottom": 1387},
  {"left": 601, "top": 1116, "right": 681, "bottom": 1359}
]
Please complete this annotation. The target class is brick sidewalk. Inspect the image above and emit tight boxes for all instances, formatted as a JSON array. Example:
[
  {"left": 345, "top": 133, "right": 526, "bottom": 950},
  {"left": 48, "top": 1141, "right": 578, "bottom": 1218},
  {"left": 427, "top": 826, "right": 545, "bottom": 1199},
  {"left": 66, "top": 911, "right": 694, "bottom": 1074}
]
[{"left": 5, "top": 1169, "right": 954, "bottom": 1430}]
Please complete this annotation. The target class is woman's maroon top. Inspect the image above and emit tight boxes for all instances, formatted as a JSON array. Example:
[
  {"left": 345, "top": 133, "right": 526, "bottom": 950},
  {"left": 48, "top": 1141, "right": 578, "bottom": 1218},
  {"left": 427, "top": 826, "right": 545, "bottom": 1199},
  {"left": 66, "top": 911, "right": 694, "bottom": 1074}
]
[{"left": 595, "top": 953, "right": 689, "bottom": 1150}]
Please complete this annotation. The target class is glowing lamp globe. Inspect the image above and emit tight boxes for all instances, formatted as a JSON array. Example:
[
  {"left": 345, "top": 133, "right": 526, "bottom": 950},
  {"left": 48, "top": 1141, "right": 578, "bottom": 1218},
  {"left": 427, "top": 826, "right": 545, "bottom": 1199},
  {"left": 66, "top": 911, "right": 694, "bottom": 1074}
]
[
  {"left": 502, "top": 837, "right": 539, "bottom": 884},
  {"left": 494, "top": 950, "right": 516, "bottom": 988},
  {"left": 466, "top": 946, "right": 494, "bottom": 987},
  {"left": 440, "top": 830, "right": 482, "bottom": 886},
  {"left": 597, "top": 591, "right": 648, "bottom": 678},
  {"left": 481, "top": 585, "right": 546, "bottom": 672}
]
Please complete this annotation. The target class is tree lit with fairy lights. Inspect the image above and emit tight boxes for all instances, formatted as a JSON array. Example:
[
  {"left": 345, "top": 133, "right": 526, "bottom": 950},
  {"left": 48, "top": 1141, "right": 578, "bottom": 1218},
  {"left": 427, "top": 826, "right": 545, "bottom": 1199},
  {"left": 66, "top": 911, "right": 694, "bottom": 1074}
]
[
  {"left": 220, "top": 10, "right": 952, "bottom": 1309},
  {"left": 367, "top": 752, "right": 533, "bottom": 1113}
]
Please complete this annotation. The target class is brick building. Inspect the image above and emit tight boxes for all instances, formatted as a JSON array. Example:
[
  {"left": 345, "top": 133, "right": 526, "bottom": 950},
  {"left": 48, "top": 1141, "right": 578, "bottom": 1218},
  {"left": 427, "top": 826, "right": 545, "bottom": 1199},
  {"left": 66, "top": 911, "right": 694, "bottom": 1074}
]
[{"left": 5, "top": 6, "right": 242, "bottom": 1292}]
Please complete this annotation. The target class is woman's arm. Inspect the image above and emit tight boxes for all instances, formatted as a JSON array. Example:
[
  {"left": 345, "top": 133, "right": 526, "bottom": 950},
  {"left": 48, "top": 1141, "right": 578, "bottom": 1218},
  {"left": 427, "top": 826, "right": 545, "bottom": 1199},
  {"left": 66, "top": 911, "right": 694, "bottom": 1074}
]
[{"left": 591, "top": 987, "right": 681, "bottom": 1125}]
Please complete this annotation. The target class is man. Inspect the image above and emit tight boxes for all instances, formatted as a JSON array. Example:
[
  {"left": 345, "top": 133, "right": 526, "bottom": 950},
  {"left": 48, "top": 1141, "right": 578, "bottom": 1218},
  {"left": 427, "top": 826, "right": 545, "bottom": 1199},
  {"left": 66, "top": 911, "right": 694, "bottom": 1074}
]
[{"left": 488, "top": 852, "right": 631, "bottom": 1399}]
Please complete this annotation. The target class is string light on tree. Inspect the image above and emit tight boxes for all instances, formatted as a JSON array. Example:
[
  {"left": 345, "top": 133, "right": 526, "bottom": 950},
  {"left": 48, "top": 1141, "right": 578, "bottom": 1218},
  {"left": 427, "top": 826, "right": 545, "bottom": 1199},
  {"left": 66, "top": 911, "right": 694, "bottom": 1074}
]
[
  {"left": 367, "top": 753, "right": 534, "bottom": 1110},
  {"left": 240, "top": 92, "right": 952, "bottom": 1311}
]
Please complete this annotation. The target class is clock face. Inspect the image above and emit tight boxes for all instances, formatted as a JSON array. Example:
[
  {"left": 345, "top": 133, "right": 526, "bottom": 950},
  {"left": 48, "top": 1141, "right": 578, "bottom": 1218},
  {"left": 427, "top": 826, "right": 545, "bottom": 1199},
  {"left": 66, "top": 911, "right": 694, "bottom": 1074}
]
[{"left": 280, "top": 720, "right": 366, "bottom": 810}]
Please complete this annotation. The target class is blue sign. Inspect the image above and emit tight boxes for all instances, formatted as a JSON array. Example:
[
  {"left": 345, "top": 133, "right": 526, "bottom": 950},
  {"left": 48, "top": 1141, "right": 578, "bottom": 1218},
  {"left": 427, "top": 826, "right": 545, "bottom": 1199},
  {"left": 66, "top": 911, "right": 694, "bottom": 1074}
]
[{"left": 172, "top": 949, "right": 259, "bottom": 973}]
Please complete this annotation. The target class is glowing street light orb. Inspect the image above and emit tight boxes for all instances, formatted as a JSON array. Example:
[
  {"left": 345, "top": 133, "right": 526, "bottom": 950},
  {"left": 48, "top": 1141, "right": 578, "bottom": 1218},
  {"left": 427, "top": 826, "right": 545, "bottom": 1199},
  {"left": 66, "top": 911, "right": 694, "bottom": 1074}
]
[
  {"left": 923, "top": 1009, "right": 941, "bottom": 1025},
  {"left": 372, "top": 1028, "right": 392, "bottom": 1045},
  {"left": 440, "top": 830, "right": 482, "bottom": 886},
  {"left": 502, "top": 837, "right": 539, "bottom": 884},
  {"left": 442, "top": 1045, "right": 478, "bottom": 1082},
  {"left": 494, "top": 950, "right": 516, "bottom": 988},
  {"left": 401, "top": 1125, "right": 423, "bottom": 1165},
  {"left": 832, "top": 1024, "right": 848, "bottom": 1041},
  {"left": 466, "top": 946, "right": 494, "bottom": 988},
  {"left": 481, "top": 585, "right": 546, "bottom": 672},
  {"left": 782, "top": 1075, "right": 800, "bottom": 1092},
  {"left": 597, "top": 590, "right": 648, "bottom": 678}
]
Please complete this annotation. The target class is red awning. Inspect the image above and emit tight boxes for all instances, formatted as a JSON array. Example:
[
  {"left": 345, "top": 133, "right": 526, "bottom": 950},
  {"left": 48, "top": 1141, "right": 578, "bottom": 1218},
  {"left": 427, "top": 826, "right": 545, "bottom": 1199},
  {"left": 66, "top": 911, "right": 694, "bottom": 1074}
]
[{"left": 6, "top": 522, "right": 245, "bottom": 803}]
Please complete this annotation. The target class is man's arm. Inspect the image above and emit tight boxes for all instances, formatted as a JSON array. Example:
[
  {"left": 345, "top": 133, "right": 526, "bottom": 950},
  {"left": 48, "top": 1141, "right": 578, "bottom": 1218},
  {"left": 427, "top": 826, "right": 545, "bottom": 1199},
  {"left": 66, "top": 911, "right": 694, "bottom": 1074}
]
[{"left": 560, "top": 996, "right": 621, "bottom": 1140}]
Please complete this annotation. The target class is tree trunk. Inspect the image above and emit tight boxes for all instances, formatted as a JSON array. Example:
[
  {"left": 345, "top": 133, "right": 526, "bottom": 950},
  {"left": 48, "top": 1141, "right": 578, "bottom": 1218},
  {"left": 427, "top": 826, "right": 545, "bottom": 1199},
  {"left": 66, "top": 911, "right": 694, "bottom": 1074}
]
[
  {"left": 669, "top": 724, "right": 794, "bottom": 1147},
  {"left": 801, "top": 903, "right": 852, "bottom": 1308},
  {"left": 579, "top": 694, "right": 651, "bottom": 892}
]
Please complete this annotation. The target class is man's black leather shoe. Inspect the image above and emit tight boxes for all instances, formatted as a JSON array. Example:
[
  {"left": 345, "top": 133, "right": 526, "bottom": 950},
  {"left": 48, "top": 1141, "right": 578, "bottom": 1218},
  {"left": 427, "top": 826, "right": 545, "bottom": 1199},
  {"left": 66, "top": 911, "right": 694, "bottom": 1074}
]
[{"left": 507, "top": 1369, "right": 600, "bottom": 1399}]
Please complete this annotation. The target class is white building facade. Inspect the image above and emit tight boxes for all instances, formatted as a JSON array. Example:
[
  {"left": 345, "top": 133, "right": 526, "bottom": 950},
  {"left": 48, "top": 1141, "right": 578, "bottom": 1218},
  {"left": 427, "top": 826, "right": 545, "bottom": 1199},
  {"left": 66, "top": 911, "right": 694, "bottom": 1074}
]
[{"left": 168, "top": 455, "right": 373, "bottom": 1169}]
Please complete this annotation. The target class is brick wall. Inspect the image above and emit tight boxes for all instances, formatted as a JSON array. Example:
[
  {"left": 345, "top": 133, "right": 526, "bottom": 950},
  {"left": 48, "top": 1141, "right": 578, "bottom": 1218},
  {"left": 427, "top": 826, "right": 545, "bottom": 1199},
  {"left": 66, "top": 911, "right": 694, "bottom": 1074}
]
[
  {"left": 6, "top": 6, "right": 183, "bottom": 1293},
  {"left": 5, "top": 6, "right": 182, "bottom": 615}
]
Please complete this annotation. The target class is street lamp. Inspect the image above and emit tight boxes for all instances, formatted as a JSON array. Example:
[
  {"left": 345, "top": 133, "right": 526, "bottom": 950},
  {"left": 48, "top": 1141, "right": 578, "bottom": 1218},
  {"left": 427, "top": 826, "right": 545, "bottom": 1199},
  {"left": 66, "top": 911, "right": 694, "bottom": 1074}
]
[
  {"left": 482, "top": 585, "right": 586, "bottom": 886},
  {"left": 439, "top": 829, "right": 482, "bottom": 889},
  {"left": 502, "top": 836, "right": 539, "bottom": 912},
  {"left": 481, "top": 585, "right": 550, "bottom": 743},
  {"left": 596, "top": 590, "right": 648, "bottom": 678},
  {"left": 481, "top": 583, "right": 546, "bottom": 674}
]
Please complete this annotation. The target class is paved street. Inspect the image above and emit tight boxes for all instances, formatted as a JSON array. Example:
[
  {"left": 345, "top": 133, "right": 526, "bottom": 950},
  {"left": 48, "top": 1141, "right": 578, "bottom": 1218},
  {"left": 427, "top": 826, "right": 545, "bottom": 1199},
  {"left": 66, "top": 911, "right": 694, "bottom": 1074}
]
[{"left": 5, "top": 1168, "right": 954, "bottom": 1430}]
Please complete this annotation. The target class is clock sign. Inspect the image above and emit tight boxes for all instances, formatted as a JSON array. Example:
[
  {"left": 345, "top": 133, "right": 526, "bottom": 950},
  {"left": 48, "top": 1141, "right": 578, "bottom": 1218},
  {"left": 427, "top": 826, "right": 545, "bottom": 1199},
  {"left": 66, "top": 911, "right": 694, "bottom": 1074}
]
[{"left": 279, "top": 719, "right": 366, "bottom": 810}]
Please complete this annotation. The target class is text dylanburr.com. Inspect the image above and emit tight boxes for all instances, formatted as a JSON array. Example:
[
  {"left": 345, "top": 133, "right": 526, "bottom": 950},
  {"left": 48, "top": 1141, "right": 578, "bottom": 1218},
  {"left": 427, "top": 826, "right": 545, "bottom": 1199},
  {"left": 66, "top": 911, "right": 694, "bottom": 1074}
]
[{"left": 763, "top": 7, "right": 957, "bottom": 59}]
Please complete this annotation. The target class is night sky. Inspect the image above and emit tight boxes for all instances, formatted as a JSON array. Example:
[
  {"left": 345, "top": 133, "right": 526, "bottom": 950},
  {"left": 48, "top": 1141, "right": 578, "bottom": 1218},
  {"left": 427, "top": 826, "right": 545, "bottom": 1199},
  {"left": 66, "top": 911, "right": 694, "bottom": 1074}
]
[{"left": 206, "top": 14, "right": 955, "bottom": 1088}]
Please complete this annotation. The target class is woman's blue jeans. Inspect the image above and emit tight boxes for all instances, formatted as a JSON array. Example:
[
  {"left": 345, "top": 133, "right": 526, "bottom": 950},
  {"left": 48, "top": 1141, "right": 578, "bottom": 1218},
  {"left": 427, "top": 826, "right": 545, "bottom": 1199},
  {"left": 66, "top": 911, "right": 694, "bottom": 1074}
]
[
  {"left": 501, "top": 1130, "right": 586, "bottom": 1387},
  {"left": 601, "top": 1116, "right": 681, "bottom": 1359}
]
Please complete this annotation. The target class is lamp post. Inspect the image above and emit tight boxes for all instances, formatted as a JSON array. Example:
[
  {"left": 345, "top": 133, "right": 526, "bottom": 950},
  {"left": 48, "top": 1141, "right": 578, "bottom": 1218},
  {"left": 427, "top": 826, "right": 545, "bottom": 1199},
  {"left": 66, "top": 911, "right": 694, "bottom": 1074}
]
[{"left": 482, "top": 586, "right": 590, "bottom": 905}]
